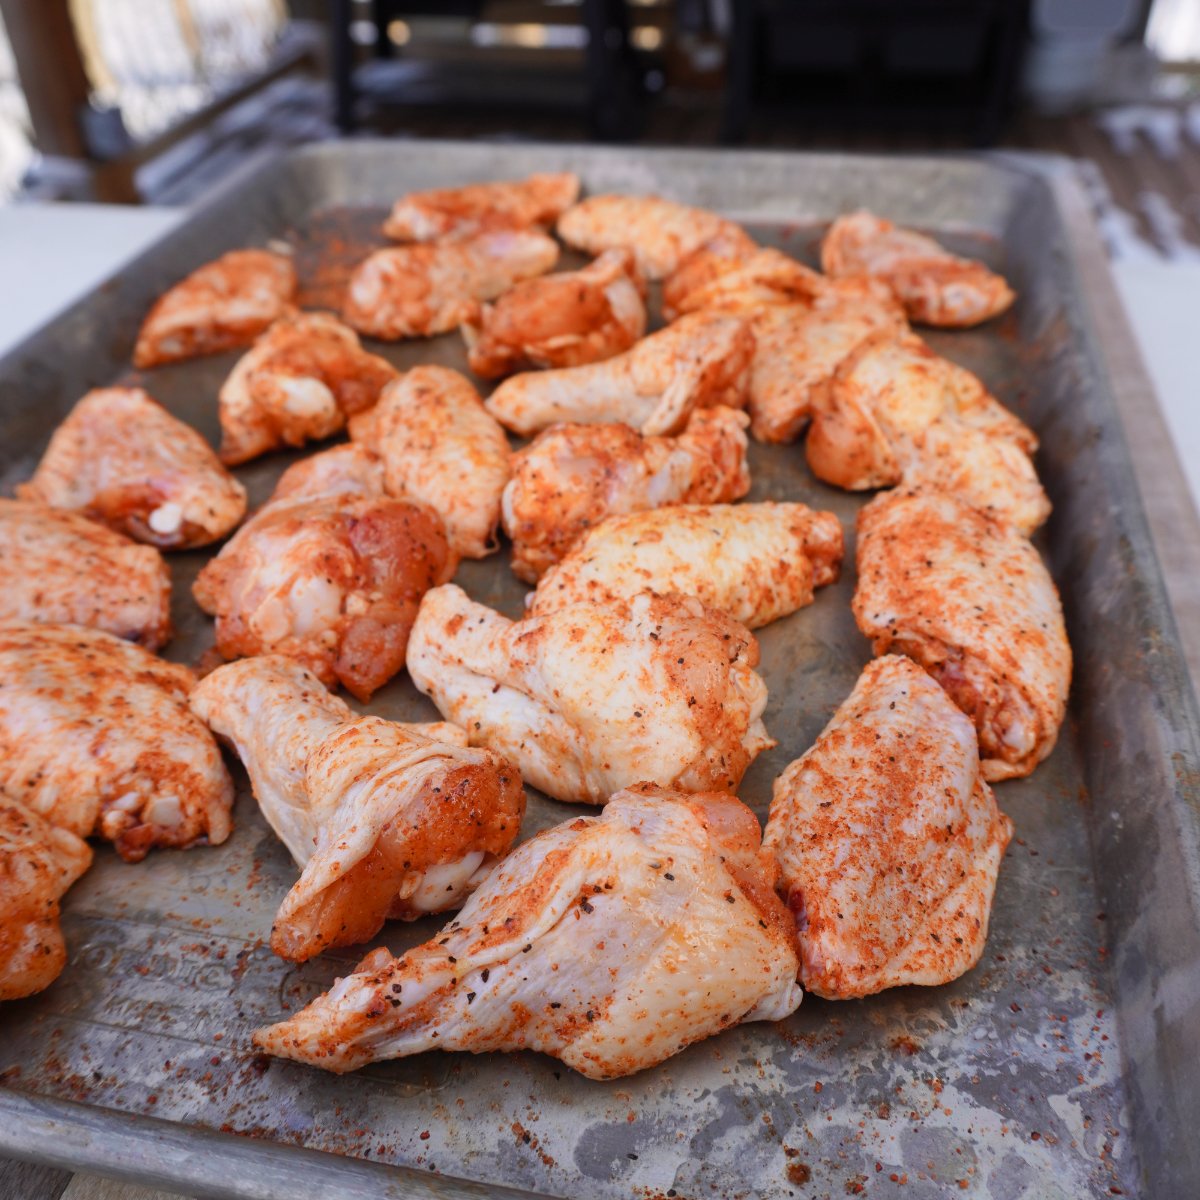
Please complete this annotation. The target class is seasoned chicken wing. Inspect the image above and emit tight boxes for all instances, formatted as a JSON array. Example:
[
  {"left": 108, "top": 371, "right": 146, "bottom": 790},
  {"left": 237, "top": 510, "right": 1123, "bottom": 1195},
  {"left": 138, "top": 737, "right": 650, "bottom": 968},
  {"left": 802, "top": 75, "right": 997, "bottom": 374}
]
[
  {"left": 0, "top": 500, "right": 171, "bottom": 650},
  {"left": 271, "top": 442, "right": 385, "bottom": 502},
  {"left": 462, "top": 250, "right": 646, "bottom": 379},
  {"left": 557, "top": 194, "right": 743, "bottom": 280},
  {"left": 343, "top": 230, "right": 559, "bottom": 340},
  {"left": 254, "top": 785, "right": 801, "bottom": 1078},
  {"left": 530, "top": 502, "right": 843, "bottom": 629},
  {"left": 383, "top": 171, "right": 580, "bottom": 242},
  {"left": 0, "top": 800, "right": 92, "bottom": 1001},
  {"left": 349, "top": 366, "right": 510, "bottom": 559},
  {"left": 744, "top": 281, "right": 907, "bottom": 444},
  {"left": 193, "top": 460, "right": 454, "bottom": 700},
  {"left": 853, "top": 489, "right": 1071, "bottom": 780},
  {"left": 663, "top": 246, "right": 825, "bottom": 321},
  {"left": 133, "top": 248, "right": 296, "bottom": 368},
  {"left": 661, "top": 225, "right": 760, "bottom": 320},
  {"left": 192, "top": 656, "right": 524, "bottom": 962},
  {"left": 0, "top": 623, "right": 233, "bottom": 861},
  {"left": 217, "top": 312, "right": 397, "bottom": 465},
  {"left": 821, "top": 212, "right": 1015, "bottom": 328},
  {"left": 764, "top": 656, "right": 1013, "bottom": 1000},
  {"left": 18, "top": 388, "right": 247, "bottom": 550},
  {"left": 502, "top": 406, "right": 750, "bottom": 582},
  {"left": 407, "top": 585, "right": 773, "bottom": 804},
  {"left": 807, "top": 332, "right": 1048, "bottom": 533},
  {"left": 485, "top": 311, "right": 754, "bottom": 438}
]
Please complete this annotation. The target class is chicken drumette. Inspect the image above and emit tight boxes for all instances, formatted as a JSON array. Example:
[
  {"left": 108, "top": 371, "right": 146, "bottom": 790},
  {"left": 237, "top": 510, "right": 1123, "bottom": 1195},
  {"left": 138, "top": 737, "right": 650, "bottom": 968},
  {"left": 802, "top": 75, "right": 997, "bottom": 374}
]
[
  {"left": 407, "top": 585, "right": 773, "bottom": 804},
  {"left": 18, "top": 388, "right": 246, "bottom": 550},
  {"left": 217, "top": 312, "right": 397, "bottom": 465},
  {"left": 462, "top": 250, "right": 646, "bottom": 379},
  {"left": 254, "top": 785, "right": 802, "bottom": 1079},
  {"left": 821, "top": 211, "right": 1015, "bottom": 328},
  {"left": 484, "top": 311, "right": 753, "bottom": 438},
  {"left": 192, "top": 656, "right": 525, "bottom": 962},
  {"left": 502, "top": 406, "right": 750, "bottom": 582},
  {"left": 193, "top": 448, "right": 455, "bottom": 700}
]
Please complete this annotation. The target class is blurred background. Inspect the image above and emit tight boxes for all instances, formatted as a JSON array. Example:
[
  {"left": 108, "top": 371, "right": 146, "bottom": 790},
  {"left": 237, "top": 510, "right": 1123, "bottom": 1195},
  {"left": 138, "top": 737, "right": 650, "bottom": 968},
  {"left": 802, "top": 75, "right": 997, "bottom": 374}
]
[{"left": 0, "top": 0, "right": 1197, "bottom": 262}]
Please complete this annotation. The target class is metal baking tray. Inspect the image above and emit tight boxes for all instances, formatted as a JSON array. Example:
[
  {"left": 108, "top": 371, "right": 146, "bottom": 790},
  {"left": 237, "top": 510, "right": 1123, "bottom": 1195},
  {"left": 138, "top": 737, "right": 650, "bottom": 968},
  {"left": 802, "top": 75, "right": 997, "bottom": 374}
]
[{"left": 0, "top": 142, "right": 1197, "bottom": 1200}]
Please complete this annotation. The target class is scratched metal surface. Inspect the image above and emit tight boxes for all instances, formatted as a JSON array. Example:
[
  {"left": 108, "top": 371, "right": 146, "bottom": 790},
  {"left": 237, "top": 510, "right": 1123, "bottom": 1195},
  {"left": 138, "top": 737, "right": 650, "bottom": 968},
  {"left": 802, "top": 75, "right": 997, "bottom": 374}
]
[{"left": 0, "top": 143, "right": 1197, "bottom": 1200}]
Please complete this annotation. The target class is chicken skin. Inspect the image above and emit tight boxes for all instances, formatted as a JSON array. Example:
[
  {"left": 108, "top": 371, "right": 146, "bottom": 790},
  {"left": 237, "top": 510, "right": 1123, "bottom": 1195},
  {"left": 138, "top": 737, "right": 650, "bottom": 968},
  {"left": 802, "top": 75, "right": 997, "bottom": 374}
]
[
  {"left": 743, "top": 281, "right": 907, "bottom": 444},
  {"left": 0, "top": 623, "right": 233, "bottom": 861},
  {"left": 663, "top": 246, "right": 824, "bottom": 321},
  {"left": 191, "top": 656, "right": 525, "bottom": 962},
  {"left": 0, "top": 800, "right": 92, "bottom": 1001},
  {"left": 193, "top": 456, "right": 455, "bottom": 701},
  {"left": 217, "top": 312, "right": 397, "bottom": 465},
  {"left": 502, "top": 406, "right": 750, "bottom": 582},
  {"left": 18, "top": 388, "right": 247, "bottom": 550},
  {"left": 343, "top": 230, "right": 559, "bottom": 340},
  {"left": 133, "top": 248, "right": 297, "bottom": 368},
  {"left": 383, "top": 171, "right": 580, "bottom": 242},
  {"left": 407, "top": 585, "right": 773, "bottom": 805},
  {"left": 853, "top": 489, "right": 1071, "bottom": 781},
  {"left": 807, "top": 332, "right": 1048, "bottom": 533},
  {"left": 462, "top": 250, "right": 646, "bottom": 379},
  {"left": 254, "top": 785, "right": 802, "bottom": 1079},
  {"left": 557, "top": 194, "right": 743, "bottom": 280},
  {"left": 763, "top": 656, "right": 1013, "bottom": 1000},
  {"left": 484, "top": 311, "right": 754, "bottom": 439},
  {"left": 530, "top": 502, "right": 843, "bottom": 629},
  {"left": 821, "top": 212, "right": 1015, "bottom": 328},
  {"left": 0, "top": 500, "right": 172, "bottom": 650},
  {"left": 349, "top": 366, "right": 510, "bottom": 559}
]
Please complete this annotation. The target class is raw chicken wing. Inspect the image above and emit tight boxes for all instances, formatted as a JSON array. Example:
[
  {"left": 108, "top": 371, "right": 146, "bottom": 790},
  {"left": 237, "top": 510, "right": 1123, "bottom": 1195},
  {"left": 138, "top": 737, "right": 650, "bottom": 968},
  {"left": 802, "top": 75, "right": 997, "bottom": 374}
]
[
  {"left": 193, "top": 457, "right": 454, "bottom": 700},
  {"left": 217, "top": 312, "right": 397, "bottom": 464},
  {"left": 502, "top": 406, "right": 750, "bottom": 582},
  {"left": 763, "top": 656, "right": 1012, "bottom": 999},
  {"left": 18, "top": 388, "right": 247, "bottom": 550},
  {"left": 192, "top": 656, "right": 524, "bottom": 962},
  {"left": 349, "top": 366, "right": 510, "bottom": 559},
  {"left": 744, "top": 280, "right": 907, "bottom": 444},
  {"left": 484, "top": 311, "right": 754, "bottom": 438},
  {"left": 271, "top": 442, "right": 386, "bottom": 502},
  {"left": 0, "top": 623, "right": 233, "bottom": 861},
  {"left": 0, "top": 800, "right": 92, "bottom": 1001},
  {"left": 807, "top": 332, "right": 1048, "bottom": 533},
  {"left": 254, "top": 785, "right": 802, "bottom": 1078},
  {"left": 343, "top": 230, "right": 559, "bottom": 340},
  {"left": 383, "top": 171, "right": 579, "bottom": 242},
  {"left": 822, "top": 212, "right": 1015, "bottom": 328},
  {"left": 557, "top": 194, "right": 742, "bottom": 280},
  {"left": 664, "top": 246, "right": 825, "bottom": 320},
  {"left": 530, "top": 502, "right": 843, "bottom": 629},
  {"left": 407, "top": 585, "right": 773, "bottom": 804},
  {"left": 0, "top": 499, "right": 171, "bottom": 650},
  {"left": 853, "top": 488, "right": 1071, "bottom": 780},
  {"left": 462, "top": 250, "right": 646, "bottom": 378},
  {"left": 661, "top": 225, "right": 760, "bottom": 320},
  {"left": 133, "top": 248, "right": 296, "bottom": 368}
]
